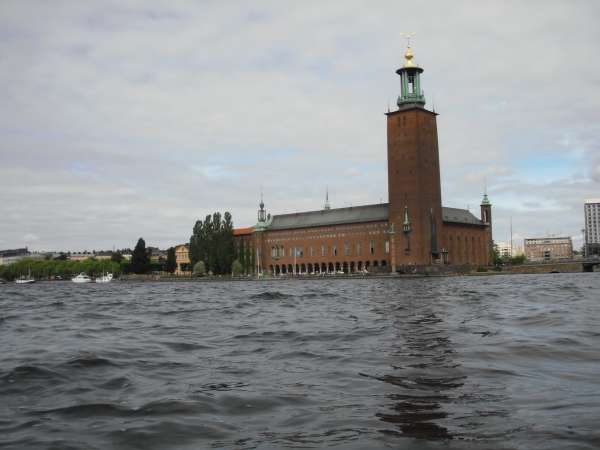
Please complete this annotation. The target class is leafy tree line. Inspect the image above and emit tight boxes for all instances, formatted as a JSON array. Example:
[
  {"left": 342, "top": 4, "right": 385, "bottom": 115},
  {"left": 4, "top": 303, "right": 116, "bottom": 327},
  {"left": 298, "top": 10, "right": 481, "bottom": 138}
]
[
  {"left": 128, "top": 238, "right": 177, "bottom": 274},
  {"left": 491, "top": 247, "right": 526, "bottom": 266},
  {"left": 0, "top": 258, "right": 122, "bottom": 281},
  {"left": 0, "top": 238, "right": 180, "bottom": 280},
  {"left": 236, "top": 238, "right": 255, "bottom": 275},
  {"left": 189, "top": 212, "right": 235, "bottom": 275}
]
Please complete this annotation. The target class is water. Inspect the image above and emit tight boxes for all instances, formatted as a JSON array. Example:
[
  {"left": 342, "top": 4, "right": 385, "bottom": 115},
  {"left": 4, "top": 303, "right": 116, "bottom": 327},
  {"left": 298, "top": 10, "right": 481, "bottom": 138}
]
[{"left": 1, "top": 274, "right": 600, "bottom": 450}]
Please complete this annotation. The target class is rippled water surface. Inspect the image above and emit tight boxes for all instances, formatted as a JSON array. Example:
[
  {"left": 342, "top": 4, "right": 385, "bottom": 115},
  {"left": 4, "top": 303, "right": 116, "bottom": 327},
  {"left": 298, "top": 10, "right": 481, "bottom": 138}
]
[{"left": 2, "top": 274, "right": 600, "bottom": 449}]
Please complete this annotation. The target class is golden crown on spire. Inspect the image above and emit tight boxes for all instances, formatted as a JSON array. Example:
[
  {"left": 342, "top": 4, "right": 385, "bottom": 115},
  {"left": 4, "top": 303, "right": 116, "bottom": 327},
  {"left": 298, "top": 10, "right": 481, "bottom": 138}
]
[
  {"left": 404, "top": 46, "right": 416, "bottom": 68},
  {"left": 400, "top": 32, "right": 418, "bottom": 68}
]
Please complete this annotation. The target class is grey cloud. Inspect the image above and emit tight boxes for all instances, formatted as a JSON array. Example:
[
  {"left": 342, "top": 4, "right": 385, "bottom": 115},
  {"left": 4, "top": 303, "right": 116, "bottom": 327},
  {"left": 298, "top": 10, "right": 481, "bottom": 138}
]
[{"left": 1, "top": 0, "right": 599, "bottom": 250}]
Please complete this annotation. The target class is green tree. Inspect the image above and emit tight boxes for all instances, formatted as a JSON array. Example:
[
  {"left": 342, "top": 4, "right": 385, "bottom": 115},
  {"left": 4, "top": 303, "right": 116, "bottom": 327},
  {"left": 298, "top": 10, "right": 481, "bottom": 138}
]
[
  {"left": 111, "top": 251, "right": 124, "bottom": 263},
  {"left": 0, "top": 258, "right": 122, "bottom": 281},
  {"left": 189, "top": 211, "right": 235, "bottom": 275},
  {"left": 221, "top": 212, "right": 235, "bottom": 273},
  {"left": 189, "top": 220, "right": 204, "bottom": 267},
  {"left": 231, "top": 259, "right": 243, "bottom": 276},
  {"left": 130, "top": 238, "right": 150, "bottom": 274},
  {"left": 238, "top": 239, "right": 246, "bottom": 274},
  {"left": 509, "top": 254, "right": 526, "bottom": 265},
  {"left": 491, "top": 247, "right": 502, "bottom": 266},
  {"left": 165, "top": 247, "right": 177, "bottom": 273},
  {"left": 193, "top": 261, "right": 206, "bottom": 277}
]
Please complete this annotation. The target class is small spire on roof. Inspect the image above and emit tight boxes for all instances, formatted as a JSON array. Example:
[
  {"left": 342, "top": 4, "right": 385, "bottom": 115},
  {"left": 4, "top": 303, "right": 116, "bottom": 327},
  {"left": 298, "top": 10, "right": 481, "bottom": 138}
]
[
  {"left": 324, "top": 187, "right": 331, "bottom": 210},
  {"left": 259, "top": 186, "right": 264, "bottom": 210},
  {"left": 481, "top": 178, "right": 491, "bottom": 205}
]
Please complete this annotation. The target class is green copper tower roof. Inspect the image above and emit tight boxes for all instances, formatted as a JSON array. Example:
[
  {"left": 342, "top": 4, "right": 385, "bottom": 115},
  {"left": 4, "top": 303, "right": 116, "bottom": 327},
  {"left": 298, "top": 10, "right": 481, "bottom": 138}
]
[
  {"left": 481, "top": 193, "right": 491, "bottom": 206},
  {"left": 396, "top": 46, "right": 426, "bottom": 108}
]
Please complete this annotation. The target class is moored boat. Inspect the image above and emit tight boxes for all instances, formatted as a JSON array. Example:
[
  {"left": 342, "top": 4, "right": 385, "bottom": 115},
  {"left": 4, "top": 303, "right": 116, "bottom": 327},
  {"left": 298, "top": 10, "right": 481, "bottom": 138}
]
[
  {"left": 15, "top": 267, "right": 35, "bottom": 284},
  {"left": 71, "top": 273, "right": 92, "bottom": 283},
  {"left": 95, "top": 273, "right": 113, "bottom": 283}
]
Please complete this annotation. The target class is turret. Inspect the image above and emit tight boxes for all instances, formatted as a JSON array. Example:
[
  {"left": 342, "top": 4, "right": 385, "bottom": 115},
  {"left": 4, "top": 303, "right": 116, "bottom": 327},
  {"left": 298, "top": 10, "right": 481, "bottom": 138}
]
[
  {"left": 480, "top": 191, "right": 493, "bottom": 265},
  {"left": 396, "top": 45, "right": 426, "bottom": 108},
  {"left": 480, "top": 192, "right": 491, "bottom": 225},
  {"left": 257, "top": 191, "right": 266, "bottom": 223}
]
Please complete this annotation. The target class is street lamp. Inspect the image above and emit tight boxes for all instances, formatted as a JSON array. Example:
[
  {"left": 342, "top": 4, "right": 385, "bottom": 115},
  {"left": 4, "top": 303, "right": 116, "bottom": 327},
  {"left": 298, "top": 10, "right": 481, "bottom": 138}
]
[
  {"left": 441, "top": 248, "right": 449, "bottom": 264},
  {"left": 387, "top": 223, "right": 396, "bottom": 273}
]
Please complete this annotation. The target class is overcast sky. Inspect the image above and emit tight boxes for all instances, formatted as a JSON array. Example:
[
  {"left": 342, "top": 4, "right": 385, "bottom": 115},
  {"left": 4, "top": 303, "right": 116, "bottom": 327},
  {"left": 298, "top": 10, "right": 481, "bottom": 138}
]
[{"left": 1, "top": 1, "right": 599, "bottom": 252}]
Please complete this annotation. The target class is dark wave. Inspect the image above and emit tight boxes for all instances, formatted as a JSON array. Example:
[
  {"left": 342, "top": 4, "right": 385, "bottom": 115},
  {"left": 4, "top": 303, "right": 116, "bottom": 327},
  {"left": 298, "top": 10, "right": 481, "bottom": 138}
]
[
  {"left": 98, "top": 376, "right": 131, "bottom": 389},
  {"left": 63, "top": 354, "right": 118, "bottom": 368},
  {"left": 249, "top": 291, "right": 292, "bottom": 300},
  {"left": 1, "top": 365, "right": 65, "bottom": 383},
  {"left": 160, "top": 341, "right": 212, "bottom": 352},
  {"left": 32, "top": 403, "right": 132, "bottom": 417},
  {"left": 232, "top": 330, "right": 300, "bottom": 341},
  {"left": 32, "top": 399, "right": 219, "bottom": 418},
  {"left": 1, "top": 275, "right": 599, "bottom": 449}
]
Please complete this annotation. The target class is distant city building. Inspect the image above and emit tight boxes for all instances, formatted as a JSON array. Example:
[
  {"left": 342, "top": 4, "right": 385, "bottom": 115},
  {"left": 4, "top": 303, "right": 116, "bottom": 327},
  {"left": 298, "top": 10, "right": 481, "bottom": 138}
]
[
  {"left": 584, "top": 199, "right": 600, "bottom": 257},
  {"left": 0, "top": 248, "right": 30, "bottom": 265},
  {"left": 68, "top": 251, "right": 119, "bottom": 262},
  {"left": 512, "top": 244, "right": 524, "bottom": 257},
  {"left": 68, "top": 252, "right": 91, "bottom": 262},
  {"left": 175, "top": 244, "right": 190, "bottom": 275},
  {"left": 495, "top": 242, "right": 512, "bottom": 258},
  {"left": 524, "top": 237, "right": 573, "bottom": 262},
  {"left": 148, "top": 247, "right": 167, "bottom": 262}
]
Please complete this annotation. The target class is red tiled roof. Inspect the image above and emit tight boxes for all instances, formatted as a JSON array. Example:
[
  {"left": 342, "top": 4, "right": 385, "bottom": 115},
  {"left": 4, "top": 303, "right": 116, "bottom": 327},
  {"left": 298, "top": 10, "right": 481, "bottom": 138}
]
[{"left": 233, "top": 227, "right": 254, "bottom": 236}]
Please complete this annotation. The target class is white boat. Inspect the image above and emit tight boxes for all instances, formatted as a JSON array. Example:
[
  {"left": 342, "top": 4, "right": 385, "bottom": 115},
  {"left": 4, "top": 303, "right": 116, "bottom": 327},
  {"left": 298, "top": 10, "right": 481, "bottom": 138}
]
[
  {"left": 71, "top": 273, "right": 92, "bottom": 283},
  {"left": 95, "top": 273, "right": 113, "bottom": 283},
  {"left": 16, "top": 267, "right": 35, "bottom": 284}
]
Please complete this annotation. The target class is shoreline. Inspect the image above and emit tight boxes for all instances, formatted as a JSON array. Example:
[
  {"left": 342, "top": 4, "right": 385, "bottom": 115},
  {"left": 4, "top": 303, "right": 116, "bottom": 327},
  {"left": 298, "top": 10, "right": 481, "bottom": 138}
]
[
  {"left": 119, "top": 266, "right": 598, "bottom": 283},
  {"left": 3, "top": 262, "right": 597, "bottom": 285}
]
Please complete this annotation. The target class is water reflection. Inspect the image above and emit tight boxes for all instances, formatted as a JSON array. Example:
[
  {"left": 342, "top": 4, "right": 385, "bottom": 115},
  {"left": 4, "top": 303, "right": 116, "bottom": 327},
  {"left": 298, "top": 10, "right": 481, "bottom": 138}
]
[{"left": 376, "top": 303, "right": 464, "bottom": 440}]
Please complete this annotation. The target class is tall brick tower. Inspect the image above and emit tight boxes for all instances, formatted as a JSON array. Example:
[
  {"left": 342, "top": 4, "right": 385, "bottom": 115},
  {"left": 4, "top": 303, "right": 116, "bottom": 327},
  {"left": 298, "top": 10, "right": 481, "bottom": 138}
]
[{"left": 386, "top": 44, "right": 443, "bottom": 268}]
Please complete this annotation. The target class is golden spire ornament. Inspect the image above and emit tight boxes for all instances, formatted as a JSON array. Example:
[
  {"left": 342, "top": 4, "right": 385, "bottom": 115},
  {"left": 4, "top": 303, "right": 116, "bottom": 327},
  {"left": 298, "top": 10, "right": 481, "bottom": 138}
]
[{"left": 400, "top": 32, "right": 417, "bottom": 68}]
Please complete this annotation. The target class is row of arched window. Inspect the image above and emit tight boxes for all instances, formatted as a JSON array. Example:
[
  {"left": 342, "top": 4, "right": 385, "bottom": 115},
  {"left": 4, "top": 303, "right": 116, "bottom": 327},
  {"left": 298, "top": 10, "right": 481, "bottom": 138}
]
[{"left": 269, "top": 260, "right": 388, "bottom": 275}]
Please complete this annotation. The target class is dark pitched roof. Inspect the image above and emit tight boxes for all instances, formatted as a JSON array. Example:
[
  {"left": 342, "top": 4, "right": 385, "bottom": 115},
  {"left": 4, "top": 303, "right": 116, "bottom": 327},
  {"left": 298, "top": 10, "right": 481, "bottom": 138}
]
[
  {"left": 442, "top": 207, "right": 483, "bottom": 225},
  {"left": 268, "top": 203, "right": 389, "bottom": 231},
  {"left": 263, "top": 203, "right": 483, "bottom": 231}
]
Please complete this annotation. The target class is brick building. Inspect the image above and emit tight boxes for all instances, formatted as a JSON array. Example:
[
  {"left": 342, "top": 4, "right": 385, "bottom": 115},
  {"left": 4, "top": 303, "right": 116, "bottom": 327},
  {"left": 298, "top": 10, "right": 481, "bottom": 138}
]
[
  {"left": 234, "top": 45, "right": 492, "bottom": 275},
  {"left": 524, "top": 237, "right": 573, "bottom": 262}
]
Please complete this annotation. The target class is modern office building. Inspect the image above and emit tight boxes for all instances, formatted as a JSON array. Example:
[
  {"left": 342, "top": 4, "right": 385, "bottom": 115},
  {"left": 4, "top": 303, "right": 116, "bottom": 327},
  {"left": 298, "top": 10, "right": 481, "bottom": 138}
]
[{"left": 584, "top": 199, "right": 600, "bottom": 256}]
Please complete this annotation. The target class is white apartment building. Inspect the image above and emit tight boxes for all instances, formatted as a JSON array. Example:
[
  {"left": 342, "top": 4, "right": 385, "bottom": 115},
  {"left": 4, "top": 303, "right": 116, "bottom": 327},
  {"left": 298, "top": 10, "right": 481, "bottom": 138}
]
[{"left": 584, "top": 199, "right": 600, "bottom": 247}]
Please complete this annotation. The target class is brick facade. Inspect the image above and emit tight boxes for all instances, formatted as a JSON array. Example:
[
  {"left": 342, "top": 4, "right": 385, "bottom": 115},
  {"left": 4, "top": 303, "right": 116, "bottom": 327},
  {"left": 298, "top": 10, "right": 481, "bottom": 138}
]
[
  {"left": 233, "top": 48, "right": 492, "bottom": 274},
  {"left": 260, "top": 221, "right": 391, "bottom": 275},
  {"left": 524, "top": 237, "right": 573, "bottom": 262}
]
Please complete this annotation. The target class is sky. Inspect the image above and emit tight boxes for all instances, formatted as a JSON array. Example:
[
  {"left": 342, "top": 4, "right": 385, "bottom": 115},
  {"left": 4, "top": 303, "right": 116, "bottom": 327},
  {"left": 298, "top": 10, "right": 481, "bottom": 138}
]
[{"left": 1, "top": 0, "right": 599, "bottom": 252}]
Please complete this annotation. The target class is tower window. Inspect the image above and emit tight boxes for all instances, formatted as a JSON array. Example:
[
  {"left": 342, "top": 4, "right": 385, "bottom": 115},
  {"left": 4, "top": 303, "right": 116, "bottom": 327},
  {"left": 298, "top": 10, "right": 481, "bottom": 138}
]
[{"left": 408, "top": 74, "right": 415, "bottom": 94}]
